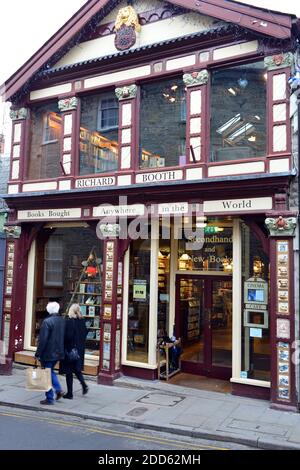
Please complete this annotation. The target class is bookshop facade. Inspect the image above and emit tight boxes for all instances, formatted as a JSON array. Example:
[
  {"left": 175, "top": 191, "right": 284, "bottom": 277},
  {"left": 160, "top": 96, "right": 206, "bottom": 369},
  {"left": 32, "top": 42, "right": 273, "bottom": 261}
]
[
  {"left": 0, "top": 0, "right": 299, "bottom": 410},
  {"left": 1, "top": 182, "right": 298, "bottom": 410}
]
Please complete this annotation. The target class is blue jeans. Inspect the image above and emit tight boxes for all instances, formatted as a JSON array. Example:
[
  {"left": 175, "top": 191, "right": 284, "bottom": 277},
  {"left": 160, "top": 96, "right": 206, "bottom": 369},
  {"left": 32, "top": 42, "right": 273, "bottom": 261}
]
[{"left": 42, "top": 361, "right": 62, "bottom": 403}]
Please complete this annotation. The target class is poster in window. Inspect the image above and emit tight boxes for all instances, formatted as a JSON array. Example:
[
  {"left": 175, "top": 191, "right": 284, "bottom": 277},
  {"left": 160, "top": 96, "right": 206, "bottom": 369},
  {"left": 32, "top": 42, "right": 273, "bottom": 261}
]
[{"left": 133, "top": 280, "right": 147, "bottom": 301}]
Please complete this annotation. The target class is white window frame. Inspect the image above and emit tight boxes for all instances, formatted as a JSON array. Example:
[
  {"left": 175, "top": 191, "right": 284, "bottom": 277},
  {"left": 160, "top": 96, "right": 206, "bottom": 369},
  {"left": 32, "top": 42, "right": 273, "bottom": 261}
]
[{"left": 97, "top": 94, "right": 119, "bottom": 132}]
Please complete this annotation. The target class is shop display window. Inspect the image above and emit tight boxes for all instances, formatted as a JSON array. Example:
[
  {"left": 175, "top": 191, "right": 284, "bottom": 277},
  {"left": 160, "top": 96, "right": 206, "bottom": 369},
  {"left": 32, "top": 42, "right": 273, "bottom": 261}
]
[
  {"left": 210, "top": 61, "right": 266, "bottom": 162},
  {"left": 80, "top": 91, "right": 119, "bottom": 175},
  {"left": 241, "top": 223, "right": 270, "bottom": 381},
  {"left": 127, "top": 231, "right": 150, "bottom": 363},
  {"left": 32, "top": 226, "right": 102, "bottom": 357},
  {"left": 27, "top": 102, "right": 62, "bottom": 180},
  {"left": 139, "top": 77, "right": 186, "bottom": 169}
]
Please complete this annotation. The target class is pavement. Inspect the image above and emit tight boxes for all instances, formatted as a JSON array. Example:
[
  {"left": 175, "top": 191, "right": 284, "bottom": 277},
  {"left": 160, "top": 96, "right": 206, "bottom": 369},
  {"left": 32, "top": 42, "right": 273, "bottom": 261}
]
[{"left": 0, "top": 367, "right": 300, "bottom": 450}]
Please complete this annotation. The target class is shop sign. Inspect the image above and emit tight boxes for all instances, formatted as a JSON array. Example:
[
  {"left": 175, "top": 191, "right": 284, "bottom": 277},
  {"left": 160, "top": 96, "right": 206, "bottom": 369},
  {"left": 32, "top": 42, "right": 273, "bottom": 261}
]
[
  {"left": 17, "top": 208, "right": 81, "bottom": 220},
  {"left": 157, "top": 202, "right": 188, "bottom": 215},
  {"left": 136, "top": 170, "right": 183, "bottom": 184},
  {"left": 93, "top": 204, "right": 145, "bottom": 217},
  {"left": 203, "top": 197, "right": 273, "bottom": 213},
  {"left": 75, "top": 176, "right": 115, "bottom": 188},
  {"left": 133, "top": 280, "right": 147, "bottom": 300}
]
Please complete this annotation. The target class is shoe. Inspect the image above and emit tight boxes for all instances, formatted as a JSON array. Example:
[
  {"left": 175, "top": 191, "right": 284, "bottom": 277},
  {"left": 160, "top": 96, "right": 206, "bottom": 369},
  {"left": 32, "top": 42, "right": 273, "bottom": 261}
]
[
  {"left": 40, "top": 399, "right": 54, "bottom": 405},
  {"left": 63, "top": 394, "right": 73, "bottom": 399},
  {"left": 56, "top": 390, "right": 64, "bottom": 401},
  {"left": 82, "top": 385, "right": 89, "bottom": 395}
]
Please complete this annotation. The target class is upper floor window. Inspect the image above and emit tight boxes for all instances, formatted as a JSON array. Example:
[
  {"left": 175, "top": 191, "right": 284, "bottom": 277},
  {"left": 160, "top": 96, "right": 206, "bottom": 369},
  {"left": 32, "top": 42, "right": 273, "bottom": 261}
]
[
  {"left": 80, "top": 91, "right": 119, "bottom": 176},
  {"left": 27, "top": 102, "right": 62, "bottom": 180},
  {"left": 139, "top": 77, "right": 186, "bottom": 169},
  {"left": 210, "top": 61, "right": 266, "bottom": 162}
]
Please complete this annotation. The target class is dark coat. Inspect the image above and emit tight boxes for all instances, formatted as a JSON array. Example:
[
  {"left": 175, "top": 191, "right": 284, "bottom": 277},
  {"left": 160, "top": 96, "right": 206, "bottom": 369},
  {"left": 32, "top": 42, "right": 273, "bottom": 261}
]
[
  {"left": 59, "top": 318, "right": 87, "bottom": 374},
  {"left": 35, "top": 314, "right": 65, "bottom": 362}
]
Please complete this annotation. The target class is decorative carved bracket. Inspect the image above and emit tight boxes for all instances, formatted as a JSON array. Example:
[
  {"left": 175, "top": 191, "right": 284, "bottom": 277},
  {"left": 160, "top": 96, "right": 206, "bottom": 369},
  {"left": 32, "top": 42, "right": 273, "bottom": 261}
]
[
  {"left": 0, "top": 211, "right": 8, "bottom": 233},
  {"left": 3, "top": 225, "right": 22, "bottom": 239},
  {"left": 115, "top": 84, "right": 137, "bottom": 100},
  {"left": 183, "top": 70, "right": 209, "bottom": 87},
  {"left": 264, "top": 53, "right": 293, "bottom": 71},
  {"left": 58, "top": 97, "right": 78, "bottom": 112},
  {"left": 265, "top": 216, "right": 297, "bottom": 236},
  {"left": 9, "top": 108, "right": 28, "bottom": 121}
]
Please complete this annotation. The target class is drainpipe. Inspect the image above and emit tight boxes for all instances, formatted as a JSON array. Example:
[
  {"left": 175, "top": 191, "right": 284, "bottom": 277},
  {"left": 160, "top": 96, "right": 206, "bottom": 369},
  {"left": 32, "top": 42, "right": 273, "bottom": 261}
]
[{"left": 0, "top": 207, "right": 8, "bottom": 339}]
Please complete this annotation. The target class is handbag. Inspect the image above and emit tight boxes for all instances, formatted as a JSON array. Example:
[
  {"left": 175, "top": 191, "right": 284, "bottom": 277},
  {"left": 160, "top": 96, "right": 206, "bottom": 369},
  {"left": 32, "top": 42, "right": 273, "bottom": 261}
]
[
  {"left": 65, "top": 347, "right": 80, "bottom": 362},
  {"left": 26, "top": 366, "right": 52, "bottom": 392}
]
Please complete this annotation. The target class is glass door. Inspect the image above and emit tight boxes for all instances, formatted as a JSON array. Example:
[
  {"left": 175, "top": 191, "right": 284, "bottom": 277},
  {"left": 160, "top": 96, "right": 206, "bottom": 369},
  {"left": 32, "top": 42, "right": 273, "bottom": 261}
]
[
  {"left": 210, "top": 279, "right": 232, "bottom": 378},
  {"left": 175, "top": 275, "right": 232, "bottom": 379}
]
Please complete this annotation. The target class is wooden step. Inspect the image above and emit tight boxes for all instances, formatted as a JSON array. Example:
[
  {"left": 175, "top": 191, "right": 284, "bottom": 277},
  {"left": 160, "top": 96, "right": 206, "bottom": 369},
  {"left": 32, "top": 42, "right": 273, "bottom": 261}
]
[{"left": 14, "top": 350, "right": 99, "bottom": 376}]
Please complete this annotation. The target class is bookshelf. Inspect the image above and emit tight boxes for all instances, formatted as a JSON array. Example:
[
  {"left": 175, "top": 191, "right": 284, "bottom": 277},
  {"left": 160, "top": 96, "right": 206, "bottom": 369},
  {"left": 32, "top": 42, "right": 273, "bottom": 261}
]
[{"left": 65, "top": 248, "right": 102, "bottom": 352}]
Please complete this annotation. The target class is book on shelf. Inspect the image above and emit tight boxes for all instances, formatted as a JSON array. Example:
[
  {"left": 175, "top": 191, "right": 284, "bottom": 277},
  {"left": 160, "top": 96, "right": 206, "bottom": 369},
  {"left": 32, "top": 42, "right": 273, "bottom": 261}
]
[
  {"left": 80, "top": 305, "right": 87, "bottom": 316},
  {"left": 79, "top": 283, "right": 86, "bottom": 293},
  {"left": 87, "top": 330, "right": 96, "bottom": 340},
  {"left": 88, "top": 306, "right": 95, "bottom": 317},
  {"left": 87, "top": 284, "right": 95, "bottom": 294},
  {"left": 93, "top": 317, "right": 100, "bottom": 328},
  {"left": 95, "top": 330, "right": 100, "bottom": 340},
  {"left": 85, "top": 296, "right": 95, "bottom": 305}
]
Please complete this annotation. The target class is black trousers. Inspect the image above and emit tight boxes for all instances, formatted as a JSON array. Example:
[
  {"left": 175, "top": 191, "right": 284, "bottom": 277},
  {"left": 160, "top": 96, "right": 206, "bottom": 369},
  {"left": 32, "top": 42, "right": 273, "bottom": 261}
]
[{"left": 66, "top": 369, "right": 87, "bottom": 396}]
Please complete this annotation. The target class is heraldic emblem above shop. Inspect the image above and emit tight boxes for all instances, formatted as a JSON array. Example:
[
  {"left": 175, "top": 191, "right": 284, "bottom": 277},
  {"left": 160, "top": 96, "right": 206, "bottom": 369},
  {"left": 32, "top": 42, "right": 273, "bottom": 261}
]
[{"left": 114, "top": 5, "right": 141, "bottom": 51}]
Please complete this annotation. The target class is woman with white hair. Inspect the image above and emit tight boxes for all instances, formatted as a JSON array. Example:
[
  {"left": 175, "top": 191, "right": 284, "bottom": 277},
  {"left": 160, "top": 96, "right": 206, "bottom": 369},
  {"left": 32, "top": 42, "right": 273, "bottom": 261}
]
[{"left": 59, "top": 303, "right": 88, "bottom": 399}]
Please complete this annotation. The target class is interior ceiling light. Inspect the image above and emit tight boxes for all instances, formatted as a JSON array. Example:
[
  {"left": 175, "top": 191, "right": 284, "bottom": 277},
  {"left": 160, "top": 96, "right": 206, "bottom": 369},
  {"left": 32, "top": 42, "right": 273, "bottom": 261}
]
[
  {"left": 171, "top": 85, "right": 178, "bottom": 91},
  {"left": 228, "top": 123, "right": 254, "bottom": 142},
  {"left": 228, "top": 87, "right": 236, "bottom": 95},
  {"left": 216, "top": 113, "right": 242, "bottom": 135},
  {"left": 255, "top": 115, "right": 261, "bottom": 120}
]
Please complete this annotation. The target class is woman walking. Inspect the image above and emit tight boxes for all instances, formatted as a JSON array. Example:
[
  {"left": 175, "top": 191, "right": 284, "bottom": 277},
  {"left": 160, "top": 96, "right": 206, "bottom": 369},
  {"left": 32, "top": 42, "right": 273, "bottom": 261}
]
[{"left": 60, "top": 303, "right": 89, "bottom": 399}]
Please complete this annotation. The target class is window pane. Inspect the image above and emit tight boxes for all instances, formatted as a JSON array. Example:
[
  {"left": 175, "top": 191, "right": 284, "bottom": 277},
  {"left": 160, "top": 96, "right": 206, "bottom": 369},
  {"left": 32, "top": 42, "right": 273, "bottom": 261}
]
[
  {"left": 80, "top": 91, "right": 119, "bottom": 175},
  {"left": 139, "top": 77, "right": 186, "bottom": 168},
  {"left": 210, "top": 62, "right": 266, "bottom": 162},
  {"left": 177, "top": 218, "right": 233, "bottom": 273},
  {"left": 27, "top": 102, "right": 62, "bottom": 180},
  {"left": 33, "top": 227, "right": 103, "bottom": 359}
]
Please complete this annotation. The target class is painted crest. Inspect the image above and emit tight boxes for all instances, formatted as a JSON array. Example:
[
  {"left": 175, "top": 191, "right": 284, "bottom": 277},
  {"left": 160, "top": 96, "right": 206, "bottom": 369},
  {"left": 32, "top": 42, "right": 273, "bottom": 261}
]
[{"left": 114, "top": 6, "right": 141, "bottom": 51}]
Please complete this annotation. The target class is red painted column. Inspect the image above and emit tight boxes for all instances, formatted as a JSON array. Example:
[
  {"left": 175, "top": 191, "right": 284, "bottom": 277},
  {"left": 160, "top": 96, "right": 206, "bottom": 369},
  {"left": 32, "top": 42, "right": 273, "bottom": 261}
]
[
  {"left": 0, "top": 224, "right": 28, "bottom": 375},
  {"left": 266, "top": 215, "right": 298, "bottom": 411},
  {"left": 98, "top": 235, "right": 124, "bottom": 385}
]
